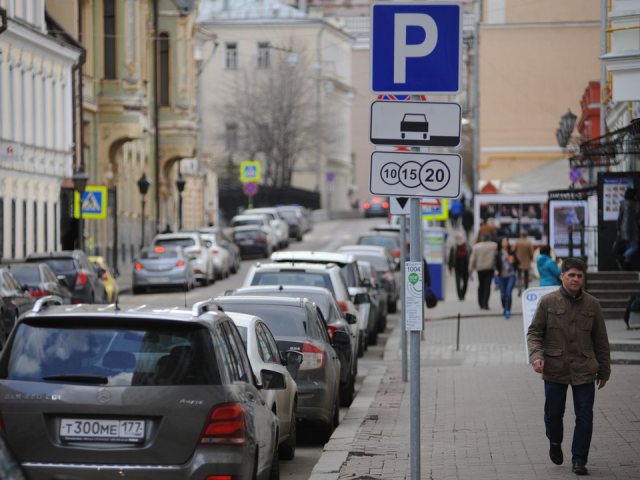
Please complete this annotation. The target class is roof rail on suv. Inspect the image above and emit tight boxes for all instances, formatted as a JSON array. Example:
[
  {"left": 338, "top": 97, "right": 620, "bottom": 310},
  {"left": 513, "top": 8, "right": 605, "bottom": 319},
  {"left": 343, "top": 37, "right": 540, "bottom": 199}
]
[
  {"left": 192, "top": 300, "right": 224, "bottom": 317},
  {"left": 33, "top": 296, "right": 64, "bottom": 313}
]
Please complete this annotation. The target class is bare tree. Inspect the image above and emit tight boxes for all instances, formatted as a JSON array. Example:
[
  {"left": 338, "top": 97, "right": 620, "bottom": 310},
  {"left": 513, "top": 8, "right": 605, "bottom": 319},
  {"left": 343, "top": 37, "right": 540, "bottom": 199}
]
[{"left": 221, "top": 48, "right": 330, "bottom": 188}]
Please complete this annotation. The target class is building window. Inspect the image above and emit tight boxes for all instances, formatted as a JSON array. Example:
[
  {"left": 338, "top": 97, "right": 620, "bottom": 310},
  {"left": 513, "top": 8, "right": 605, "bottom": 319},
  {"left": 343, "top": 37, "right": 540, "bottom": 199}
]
[
  {"left": 11, "top": 200, "right": 16, "bottom": 259},
  {"left": 23, "top": 201, "right": 27, "bottom": 258},
  {"left": 42, "top": 76, "right": 47, "bottom": 147},
  {"left": 33, "top": 201, "right": 38, "bottom": 252},
  {"left": 44, "top": 202, "right": 48, "bottom": 252},
  {"left": 53, "top": 203, "right": 58, "bottom": 252},
  {"left": 225, "top": 43, "right": 238, "bottom": 69},
  {"left": 104, "top": 0, "right": 116, "bottom": 79},
  {"left": 9, "top": 64, "right": 15, "bottom": 140},
  {"left": 257, "top": 42, "right": 270, "bottom": 68},
  {"left": 32, "top": 71, "right": 37, "bottom": 145},
  {"left": 225, "top": 123, "right": 238, "bottom": 151},
  {"left": 21, "top": 68, "right": 26, "bottom": 143},
  {"left": 257, "top": 124, "right": 270, "bottom": 151},
  {"left": 159, "top": 33, "right": 170, "bottom": 105}
]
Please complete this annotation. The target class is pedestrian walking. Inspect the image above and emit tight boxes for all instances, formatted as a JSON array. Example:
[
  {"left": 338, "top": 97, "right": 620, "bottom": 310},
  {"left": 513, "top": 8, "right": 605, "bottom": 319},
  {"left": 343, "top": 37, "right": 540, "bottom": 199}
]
[
  {"left": 448, "top": 233, "right": 470, "bottom": 300},
  {"left": 469, "top": 233, "right": 497, "bottom": 310},
  {"left": 527, "top": 257, "right": 610, "bottom": 476},
  {"left": 617, "top": 187, "right": 640, "bottom": 270},
  {"left": 449, "top": 198, "right": 464, "bottom": 229},
  {"left": 462, "top": 202, "right": 474, "bottom": 243},
  {"left": 494, "top": 236, "right": 519, "bottom": 318},
  {"left": 476, "top": 218, "right": 497, "bottom": 243},
  {"left": 514, "top": 230, "right": 534, "bottom": 294},
  {"left": 537, "top": 245, "right": 562, "bottom": 287}
]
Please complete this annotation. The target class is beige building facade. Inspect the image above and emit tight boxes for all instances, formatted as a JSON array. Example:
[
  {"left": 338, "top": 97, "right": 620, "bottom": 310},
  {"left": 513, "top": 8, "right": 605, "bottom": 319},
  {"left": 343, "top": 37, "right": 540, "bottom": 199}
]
[{"left": 478, "top": 0, "right": 602, "bottom": 188}]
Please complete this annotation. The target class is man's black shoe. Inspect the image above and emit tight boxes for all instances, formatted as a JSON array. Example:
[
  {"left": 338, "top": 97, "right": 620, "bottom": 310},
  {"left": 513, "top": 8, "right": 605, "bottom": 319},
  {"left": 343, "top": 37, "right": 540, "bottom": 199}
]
[
  {"left": 549, "top": 442, "right": 563, "bottom": 465},
  {"left": 572, "top": 462, "right": 588, "bottom": 475}
]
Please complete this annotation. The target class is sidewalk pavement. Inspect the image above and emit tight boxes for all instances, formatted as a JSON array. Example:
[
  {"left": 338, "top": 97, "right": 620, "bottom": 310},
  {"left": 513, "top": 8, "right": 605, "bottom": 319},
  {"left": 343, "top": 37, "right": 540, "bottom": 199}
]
[{"left": 310, "top": 269, "right": 640, "bottom": 480}]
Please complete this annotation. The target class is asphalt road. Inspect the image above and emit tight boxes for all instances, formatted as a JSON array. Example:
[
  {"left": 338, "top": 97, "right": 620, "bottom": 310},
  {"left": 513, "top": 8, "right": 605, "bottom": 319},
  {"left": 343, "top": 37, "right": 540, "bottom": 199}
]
[{"left": 119, "top": 216, "right": 398, "bottom": 480}]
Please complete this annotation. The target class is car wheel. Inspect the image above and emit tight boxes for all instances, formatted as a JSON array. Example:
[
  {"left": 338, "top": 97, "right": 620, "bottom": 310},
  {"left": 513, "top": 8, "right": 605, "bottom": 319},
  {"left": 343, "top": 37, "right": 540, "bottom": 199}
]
[
  {"left": 268, "top": 430, "right": 280, "bottom": 480},
  {"left": 90, "top": 293, "right": 95, "bottom": 305},
  {"left": 230, "top": 260, "right": 238, "bottom": 274},
  {"left": 297, "top": 234, "right": 303, "bottom": 242},
  {"left": 225, "top": 266, "right": 230, "bottom": 279},
  {"left": 340, "top": 370, "right": 354, "bottom": 407},
  {"left": 368, "top": 327, "right": 378, "bottom": 346},
  {"left": 0, "top": 316, "right": 6, "bottom": 349},
  {"left": 388, "top": 298, "right": 397, "bottom": 313},
  {"left": 216, "top": 268, "right": 223, "bottom": 281},
  {"left": 263, "top": 247, "right": 271, "bottom": 259},
  {"left": 378, "top": 313, "right": 387, "bottom": 333},
  {"left": 320, "top": 394, "right": 339, "bottom": 443},
  {"left": 357, "top": 334, "right": 365, "bottom": 358},
  {"left": 279, "top": 406, "right": 296, "bottom": 460},
  {"left": 132, "top": 286, "right": 143, "bottom": 295}
]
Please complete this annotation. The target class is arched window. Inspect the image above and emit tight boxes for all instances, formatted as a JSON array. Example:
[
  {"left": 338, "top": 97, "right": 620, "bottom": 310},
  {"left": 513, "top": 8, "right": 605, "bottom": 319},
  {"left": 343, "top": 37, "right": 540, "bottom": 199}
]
[
  {"left": 159, "top": 33, "right": 170, "bottom": 105},
  {"left": 104, "top": 0, "right": 116, "bottom": 79}
]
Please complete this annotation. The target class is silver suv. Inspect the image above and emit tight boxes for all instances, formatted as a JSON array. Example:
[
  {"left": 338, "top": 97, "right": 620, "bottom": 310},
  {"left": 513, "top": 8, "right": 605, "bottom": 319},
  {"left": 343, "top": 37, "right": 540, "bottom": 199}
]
[{"left": 0, "top": 297, "right": 286, "bottom": 480}]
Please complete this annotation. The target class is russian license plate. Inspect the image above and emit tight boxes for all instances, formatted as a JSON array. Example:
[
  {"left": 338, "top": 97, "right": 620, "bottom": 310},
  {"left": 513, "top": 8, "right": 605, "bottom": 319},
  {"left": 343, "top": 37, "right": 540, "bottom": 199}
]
[
  {"left": 60, "top": 419, "right": 145, "bottom": 443},
  {"left": 149, "top": 276, "right": 170, "bottom": 283},
  {"left": 239, "top": 240, "right": 253, "bottom": 246}
]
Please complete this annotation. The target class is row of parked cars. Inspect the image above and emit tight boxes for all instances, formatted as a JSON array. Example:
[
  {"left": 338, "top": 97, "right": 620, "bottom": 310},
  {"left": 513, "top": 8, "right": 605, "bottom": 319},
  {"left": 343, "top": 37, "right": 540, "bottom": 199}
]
[
  {"left": 132, "top": 205, "right": 314, "bottom": 294},
  {"left": 0, "top": 219, "right": 400, "bottom": 480}
]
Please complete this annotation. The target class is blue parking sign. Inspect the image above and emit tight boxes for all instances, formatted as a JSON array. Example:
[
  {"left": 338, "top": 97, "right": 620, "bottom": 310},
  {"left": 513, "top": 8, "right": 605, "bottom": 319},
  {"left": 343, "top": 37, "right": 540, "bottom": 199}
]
[{"left": 370, "top": 2, "right": 462, "bottom": 94}]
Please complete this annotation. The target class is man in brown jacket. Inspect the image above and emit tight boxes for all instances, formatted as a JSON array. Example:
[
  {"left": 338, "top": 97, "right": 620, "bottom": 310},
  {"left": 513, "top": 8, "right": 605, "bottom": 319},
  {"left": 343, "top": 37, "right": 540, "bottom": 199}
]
[
  {"left": 527, "top": 258, "right": 610, "bottom": 476},
  {"left": 514, "top": 231, "right": 534, "bottom": 293},
  {"left": 469, "top": 233, "right": 497, "bottom": 309}
]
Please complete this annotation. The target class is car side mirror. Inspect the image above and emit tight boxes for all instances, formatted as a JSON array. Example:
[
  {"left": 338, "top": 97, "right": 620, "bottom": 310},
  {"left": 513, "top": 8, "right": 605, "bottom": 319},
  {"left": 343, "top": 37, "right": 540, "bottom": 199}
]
[
  {"left": 332, "top": 330, "right": 350, "bottom": 346},
  {"left": 361, "top": 278, "right": 372, "bottom": 287},
  {"left": 56, "top": 275, "right": 69, "bottom": 288},
  {"left": 345, "top": 312, "right": 357, "bottom": 325},
  {"left": 284, "top": 350, "right": 303, "bottom": 367},
  {"left": 188, "top": 255, "right": 198, "bottom": 261},
  {"left": 354, "top": 293, "right": 370, "bottom": 305},
  {"left": 260, "top": 369, "right": 286, "bottom": 390},
  {"left": 22, "top": 284, "right": 29, "bottom": 293}
]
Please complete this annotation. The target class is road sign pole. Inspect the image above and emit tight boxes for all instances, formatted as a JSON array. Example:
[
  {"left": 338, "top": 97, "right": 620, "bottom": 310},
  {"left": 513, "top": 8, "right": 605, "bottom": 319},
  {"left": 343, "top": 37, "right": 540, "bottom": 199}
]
[
  {"left": 400, "top": 214, "right": 408, "bottom": 383},
  {"left": 409, "top": 197, "right": 422, "bottom": 480}
]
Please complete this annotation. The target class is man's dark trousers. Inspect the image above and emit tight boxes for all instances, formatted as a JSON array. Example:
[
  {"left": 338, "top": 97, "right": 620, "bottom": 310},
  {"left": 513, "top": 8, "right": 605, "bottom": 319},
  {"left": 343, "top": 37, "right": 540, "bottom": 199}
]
[
  {"left": 477, "top": 269, "right": 493, "bottom": 309},
  {"left": 455, "top": 267, "right": 468, "bottom": 300},
  {"left": 544, "top": 380, "right": 596, "bottom": 465}
]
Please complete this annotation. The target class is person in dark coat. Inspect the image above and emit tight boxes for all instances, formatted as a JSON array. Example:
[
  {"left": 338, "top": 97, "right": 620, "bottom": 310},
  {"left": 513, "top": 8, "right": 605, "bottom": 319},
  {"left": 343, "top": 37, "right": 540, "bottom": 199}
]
[
  {"left": 617, "top": 188, "right": 640, "bottom": 270},
  {"left": 462, "top": 203, "right": 474, "bottom": 243},
  {"left": 448, "top": 232, "right": 470, "bottom": 300}
]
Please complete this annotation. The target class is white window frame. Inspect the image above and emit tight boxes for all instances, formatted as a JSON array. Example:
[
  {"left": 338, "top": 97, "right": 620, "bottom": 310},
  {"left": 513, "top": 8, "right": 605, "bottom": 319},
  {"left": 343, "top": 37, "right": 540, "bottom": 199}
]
[
  {"left": 225, "top": 123, "right": 238, "bottom": 151},
  {"left": 225, "top": 42, "right": 238, "bottom": 70},
  {"left": 257, "top": 42, "right": 270, "bottom": 69}
]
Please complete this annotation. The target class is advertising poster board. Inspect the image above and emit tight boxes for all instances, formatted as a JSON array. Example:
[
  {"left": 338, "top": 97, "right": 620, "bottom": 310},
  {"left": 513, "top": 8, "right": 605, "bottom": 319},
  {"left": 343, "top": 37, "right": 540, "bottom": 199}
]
[
  {"left": 522, "top": 286, "right": 558, "bottom": 364},
  {"left": 474, "top": 194, "right": 547, "bottom": 244},
  {"left": 602, "top": 177, "right": 634, "bottom": 221},
  {"left": 549, "top": 200, "right": 588, "bottom": 258}
]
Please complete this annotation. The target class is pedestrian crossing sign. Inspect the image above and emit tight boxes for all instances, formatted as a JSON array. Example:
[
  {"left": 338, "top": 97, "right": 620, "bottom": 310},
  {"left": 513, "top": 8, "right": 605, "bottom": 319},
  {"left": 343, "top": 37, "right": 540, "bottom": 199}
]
[
  {"left": 74, "top": 186, "right": 108, "bottom": 219},
  {"left": 240, "top": 161, "right": 261, "bottom": 182}
]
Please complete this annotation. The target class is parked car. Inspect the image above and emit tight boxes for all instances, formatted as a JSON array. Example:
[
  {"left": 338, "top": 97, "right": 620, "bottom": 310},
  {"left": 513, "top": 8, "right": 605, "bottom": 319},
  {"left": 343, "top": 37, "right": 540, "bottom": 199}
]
[
  {"left": 0, "top": 268, "right": 35, "bottom": 348},
  {"left": 276, "top": 206, "right": 307, "bottom": 241},
  {"left": 89, "top": 256, "right": 120, "bottom": 303},
  {"left": 269, "top": 251, "right": 372, "bottom": 353},
  {"left": 245, "top": 208, "right": 290, "bottom": 249},
  {"left": 213, "top": 295, "right": 346, "bottom": 441},
  {"left": 226, "top": 311, "right": 303, "bottom": 459},
  {"left": 7, "top": 263, "right": 72, "bottom": 304},
  {"left": 363, "top": 197, "right": 389, "bottom": 218},
  {"left": 356, "top": 231, "right": 403, "bottom": 265},
  {"left": 357, "top": 260, "right": 388, "bottom": 332},
  {"left": 199, "top": 233, "right": 231, "bottom": 280},
  {"left": 132, "top": 246, "right": 195, "bottom": 294},
  {"left": 234, "top": 285, "right": 358, "bottom": 407},
  {"left": 151, "top": 233, "right": 215, "bottom": 286},
  {"left": 231, "top": 215, "right": 279, "bottom": 258},
  {"left": 0, "top": 298, "right": 284, "bottom": 480},
  {"left": 195, "top": 226, "right": 242, "bottom": 274},
  {"left": 337, "top": 245, "right": 399, "bottom": 313},
  {"left": 26, "top": 250, "right": 106, "bottom": 304}
]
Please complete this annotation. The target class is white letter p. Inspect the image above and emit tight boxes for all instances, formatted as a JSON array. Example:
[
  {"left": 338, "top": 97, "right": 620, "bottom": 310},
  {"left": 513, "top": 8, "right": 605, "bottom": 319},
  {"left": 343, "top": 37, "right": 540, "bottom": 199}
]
[{"left": 394, "top": 13, "right": 438, "bottom": 84}]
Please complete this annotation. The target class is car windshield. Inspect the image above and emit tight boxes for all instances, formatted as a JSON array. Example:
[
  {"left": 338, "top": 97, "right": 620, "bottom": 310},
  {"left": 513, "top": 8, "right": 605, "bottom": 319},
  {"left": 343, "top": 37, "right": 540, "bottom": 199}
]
[
  {"left": 358, "top": 236, "right": 398, "bottom": 249},
  {"left": 155, "top": 238, "right": 196, "bottom": 248},
  {"left": 140, "top": 249, "right": 179, "bottom": 259},
  {"left": 232, "top": 219, "right": 263, "bottom": 227},
  {"left": 1, "top": 320, "right": 221, "bottom": 386},
  {"left": 251, "top": 271, "right": 335, "bottom": 295},
  {"left": 33, "top": 259, "right": 76, "bottom": 273},
  {"left": 8, "top": 266, "right": 41, "bottom": 284},
  {"left": 279, "top": 211, "right": 297, "bottom": 220},
  {"left": 340, "top": 264, "right": 356, "bottom": 287},
  {"left": 346, "top": 253, "right": 388, "bottom": 271},
  {"left": 220, "top": 305, "right": 307, "bottom": 338}
]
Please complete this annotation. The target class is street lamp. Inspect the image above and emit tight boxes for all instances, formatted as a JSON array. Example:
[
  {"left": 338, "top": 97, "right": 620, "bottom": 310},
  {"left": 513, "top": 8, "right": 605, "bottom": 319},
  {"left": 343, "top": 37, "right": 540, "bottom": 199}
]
[
  {"left": 175, "top": 174, "right": 186, "bottom": 231},
  {"left": 137, "top": 172, "right": 152, "bottom": 249},
  {"left": 72, "top": 167, "right": 88, "bottom": 251}
]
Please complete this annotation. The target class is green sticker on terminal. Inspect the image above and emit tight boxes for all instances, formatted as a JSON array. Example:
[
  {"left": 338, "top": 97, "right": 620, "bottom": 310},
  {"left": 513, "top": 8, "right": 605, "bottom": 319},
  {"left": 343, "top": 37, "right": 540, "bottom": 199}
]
[{"left": 408, "top": 272, "right": 419, "bottom": 285}]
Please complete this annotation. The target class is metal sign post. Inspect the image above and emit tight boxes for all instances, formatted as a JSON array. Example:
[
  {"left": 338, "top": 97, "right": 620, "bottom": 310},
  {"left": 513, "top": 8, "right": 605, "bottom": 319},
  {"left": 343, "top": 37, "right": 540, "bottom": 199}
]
[{"left": 400, "top": 214, "right": 408, "bottom": 382}]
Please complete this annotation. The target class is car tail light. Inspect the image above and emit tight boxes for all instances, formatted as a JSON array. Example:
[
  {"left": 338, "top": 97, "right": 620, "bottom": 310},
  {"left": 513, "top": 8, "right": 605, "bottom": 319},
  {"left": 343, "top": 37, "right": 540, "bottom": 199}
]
[
  {"left": 155, "top": 247, "right": 165, "bottom": 253},
  {"left": 28, "top": 289, "right": 48, "bottom": 298},
  {"left": 327, "top": 325, "right": 340, "bottom": 343},
  {"left": 255, "top": 237, "right": 266, "bottom": 243},
  {"left": 76, "top": 271, "right": 87, "bottom": 286},
  {"left": 383, "top": 272, "right": 395, "bottom": 283},
  {"left": 300, "top": 343, "right": 325, "bottom": 371},
  {"left": 206, "top": 476, "right": 233, "bottom": 480},
  {"left": 382, "top": 202, "right": 389, "bottom": 209},
  {"left": 199, "top": 403, "right": 247, "bottom": 446},
  {"left": 196, "top": 269, "right": 202, "bottom": 274},
  {"left": 135, "top": 263, "right": 143, "bottom": 271},
  {"left": 392, "top": 248, "right": 401, "bottom": 258},
  {"left": 176, "top": 261, "right": 185, "bottom": 268},
  {"left": 210, "top": 249, "right": 219, "bottom": 254},
  {"left": 337, "top": 301, "right": 349, "bottom": 313},
  {"left": 73, "top": 299, "right": 83, "bottom": 304},
  {"left": 189, "top": 250, "right": 202, "bottom": 255},
  {"left": 364, "top": 202, "right": 371, "bottom": 209},
  {"left": 373, "top": 197, "right": 381, "bottom": 203}
]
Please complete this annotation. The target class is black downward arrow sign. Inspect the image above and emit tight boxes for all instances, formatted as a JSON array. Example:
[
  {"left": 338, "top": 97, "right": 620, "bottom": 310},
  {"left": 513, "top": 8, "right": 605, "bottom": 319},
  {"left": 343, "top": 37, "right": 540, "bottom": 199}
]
[{"left": 396, "top": 197, "right": 409, "bottom": 209}]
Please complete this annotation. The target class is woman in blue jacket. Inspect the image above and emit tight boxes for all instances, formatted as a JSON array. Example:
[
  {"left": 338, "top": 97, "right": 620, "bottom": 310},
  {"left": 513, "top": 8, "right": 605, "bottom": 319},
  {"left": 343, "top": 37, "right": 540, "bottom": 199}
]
[{"left": 537, "top": 244, "right": 561, "bottom": 287}]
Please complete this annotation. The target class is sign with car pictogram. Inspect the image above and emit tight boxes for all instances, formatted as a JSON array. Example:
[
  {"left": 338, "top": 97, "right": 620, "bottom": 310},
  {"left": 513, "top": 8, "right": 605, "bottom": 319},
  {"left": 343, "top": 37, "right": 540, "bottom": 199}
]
[{"left": 370, "top": 101, "right": 461, "bottom": 147}]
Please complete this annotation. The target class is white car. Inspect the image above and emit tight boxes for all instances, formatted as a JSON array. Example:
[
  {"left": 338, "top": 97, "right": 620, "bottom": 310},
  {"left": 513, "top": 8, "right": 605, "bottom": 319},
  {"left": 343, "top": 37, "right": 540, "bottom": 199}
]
[
  {"left": 225, "top": 311, "right": 303, "bottom": 460},
  {"left": 199, "top": 233, "right": 231, "bottom": 280},
  {"left": 246, "top": 208, "right": 290, "bottom": 249},
  {"left": 231, "top": 214, "right": 279, "bottom": 255},
  {"left": 151, "top": 233, "right": 215, "bottom": 286}
]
